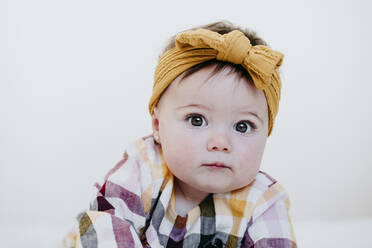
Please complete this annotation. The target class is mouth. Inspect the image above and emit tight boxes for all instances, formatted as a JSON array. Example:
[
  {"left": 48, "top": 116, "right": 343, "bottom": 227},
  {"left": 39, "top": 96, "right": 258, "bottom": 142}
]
[{"left": 202, "top": 162, "right": 231, "bottom": 170}]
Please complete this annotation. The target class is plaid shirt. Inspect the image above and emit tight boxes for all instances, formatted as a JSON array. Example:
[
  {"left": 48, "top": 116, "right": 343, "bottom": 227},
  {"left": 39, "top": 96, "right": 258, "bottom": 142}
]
[{"left": 74, "top": 136, "right": 297, "bottom": 248}]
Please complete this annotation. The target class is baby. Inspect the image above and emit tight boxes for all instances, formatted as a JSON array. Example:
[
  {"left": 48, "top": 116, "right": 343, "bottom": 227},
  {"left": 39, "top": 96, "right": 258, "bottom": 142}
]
[{"left": 70, "top": 21, "right": 297, "bottom": 248}]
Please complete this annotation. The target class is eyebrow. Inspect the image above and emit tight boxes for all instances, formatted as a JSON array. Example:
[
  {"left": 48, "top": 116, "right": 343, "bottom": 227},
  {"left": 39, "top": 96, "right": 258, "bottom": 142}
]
[
  {"left": 239, "top": 110, "right": 264, "bottom": 124},
  {"left": 176, "top": 104, "right": 211, "bottom": 111},
  {"left": 176, "top": 104, "right": 264, "bottom": 124}
]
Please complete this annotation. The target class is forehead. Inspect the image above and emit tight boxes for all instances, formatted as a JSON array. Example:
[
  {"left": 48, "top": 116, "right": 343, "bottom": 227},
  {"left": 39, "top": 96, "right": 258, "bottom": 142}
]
[{"left": 158, "top": 65, "right": 268, "bottom": 114}]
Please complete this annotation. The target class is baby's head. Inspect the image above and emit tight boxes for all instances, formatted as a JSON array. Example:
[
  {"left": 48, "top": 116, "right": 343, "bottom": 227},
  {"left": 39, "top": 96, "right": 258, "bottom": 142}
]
[{"left": 149, "top": 21, "right": 283, "bottom": 194}]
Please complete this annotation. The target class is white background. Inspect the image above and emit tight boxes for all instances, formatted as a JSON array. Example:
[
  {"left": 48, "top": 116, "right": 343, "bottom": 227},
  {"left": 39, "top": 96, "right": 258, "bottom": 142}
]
[{"left": 1, "top": 0, "right": 371, "bottom": 247}]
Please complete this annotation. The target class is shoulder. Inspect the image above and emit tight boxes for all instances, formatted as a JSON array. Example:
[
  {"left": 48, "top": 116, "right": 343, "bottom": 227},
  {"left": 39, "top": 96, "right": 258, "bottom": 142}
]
[
  {"left": 91, "top": 135, "right": 161, "bottom": 202},
  {"left": 248, "top": 171, "right": 291, "bottom": 220},
  {"left": 102, "top": 135, "right": 161, "bottom": 182},
  {"left": 88, "top": 135, "right": 167, "bottom": 214},
  {"left": 241, "top": 172, "right": 297, "bottom": 247},
  {"left": 252, "top": 171, "right": 278, "bottom": 190},
  {"left": 215, "top": 171, "right": 290, "bottom": 221},
  {"left": 120, "top": 135, "right": 158, "bottom": 162},
  {"left": 242, "top": 171, "right": 285, "bottom": 201},
  {"left": 230, "top": 171, "right": 290, "bottom": 220},
  {"left": 127, "top": 135, "right": 163, "bottom": 168},
  {"left": 251, "top": 171, "right": 289, "bottom": 202}
]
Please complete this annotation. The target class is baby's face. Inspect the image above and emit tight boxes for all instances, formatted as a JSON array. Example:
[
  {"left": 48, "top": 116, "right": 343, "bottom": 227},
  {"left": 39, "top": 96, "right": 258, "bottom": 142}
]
[{"left": 152, "top": 65, "right": 269, "bottom": 194}]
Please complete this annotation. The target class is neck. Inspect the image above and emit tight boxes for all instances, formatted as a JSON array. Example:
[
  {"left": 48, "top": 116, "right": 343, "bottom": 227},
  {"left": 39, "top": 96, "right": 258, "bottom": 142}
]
[{"left": 174, "top": 178, "right": 209, "bottom": 216}]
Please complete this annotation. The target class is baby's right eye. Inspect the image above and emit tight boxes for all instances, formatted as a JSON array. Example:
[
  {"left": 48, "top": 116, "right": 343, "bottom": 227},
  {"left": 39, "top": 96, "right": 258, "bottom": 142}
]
[{"left": 186, "top": 114, "right": 207, "bottom": 127}]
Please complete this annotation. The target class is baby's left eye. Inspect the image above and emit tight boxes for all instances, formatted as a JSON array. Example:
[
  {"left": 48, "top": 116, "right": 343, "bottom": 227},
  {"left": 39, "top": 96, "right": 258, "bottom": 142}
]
[{"left": 234, "top": 121, "right": 254, "bottom": 133}]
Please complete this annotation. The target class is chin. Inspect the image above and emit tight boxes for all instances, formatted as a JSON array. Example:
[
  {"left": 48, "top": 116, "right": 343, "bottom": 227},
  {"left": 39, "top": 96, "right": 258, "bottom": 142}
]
[
  {"left": 199, "top": 184, "right": 235, "bottom": 194},
  {"left": 209, "top": 182, "right": 256, "bottom": 194}
]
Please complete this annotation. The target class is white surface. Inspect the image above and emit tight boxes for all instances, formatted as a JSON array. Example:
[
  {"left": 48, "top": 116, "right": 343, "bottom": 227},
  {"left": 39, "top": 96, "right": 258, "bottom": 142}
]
[
  {"left": 1, "top": 0, "right": 372, "bottom": 237},
  {"left": 1, "top": 219, "right": 371, "bottom": 247},
  {"left": 295, "top": 219, "right": 372, "bottom": 248}
]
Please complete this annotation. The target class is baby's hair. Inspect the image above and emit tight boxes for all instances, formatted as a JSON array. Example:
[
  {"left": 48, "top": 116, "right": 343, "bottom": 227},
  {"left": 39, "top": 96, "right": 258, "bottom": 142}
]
[
  {"left": 162, "top": 20, "right": 267, "bottom": 52},
  {"left": 161, "top": 20, "right": 269, "bottom": 85}
]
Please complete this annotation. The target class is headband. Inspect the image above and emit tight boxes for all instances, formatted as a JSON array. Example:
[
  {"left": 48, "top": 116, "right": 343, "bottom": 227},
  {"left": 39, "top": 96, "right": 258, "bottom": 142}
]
[{"left": 149, "top": 28, "right": 284, "bottom": 136}]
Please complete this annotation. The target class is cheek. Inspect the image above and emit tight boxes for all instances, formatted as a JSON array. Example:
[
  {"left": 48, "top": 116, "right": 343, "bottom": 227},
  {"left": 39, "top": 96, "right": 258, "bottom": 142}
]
[
  {"left": 160, "top": 127, "right": 201, "bottom": 174},
  {"left": 236, "top": 137, "right": 267, "bottom": 179},
  {"left": 162, "top": 143, "right": 195, "bottom": 181}
]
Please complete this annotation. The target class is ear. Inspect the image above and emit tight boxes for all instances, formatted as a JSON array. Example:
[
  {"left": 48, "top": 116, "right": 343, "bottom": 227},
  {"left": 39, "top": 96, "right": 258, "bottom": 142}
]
[
  {"left": 151, "top": 107, "right": 161, "bottom": 143},
  {"left": 151, "top": 107, "right": 160, "bottom": 132}
]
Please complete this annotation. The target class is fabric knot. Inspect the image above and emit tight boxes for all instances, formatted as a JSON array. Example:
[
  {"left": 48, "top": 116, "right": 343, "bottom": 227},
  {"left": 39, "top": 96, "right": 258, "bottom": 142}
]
[
  {"left": 242, "top": 45, "right": 283, "bottom": 90},
  {"left": 216, "top": 30, "right": 252, "bottom": 64}
]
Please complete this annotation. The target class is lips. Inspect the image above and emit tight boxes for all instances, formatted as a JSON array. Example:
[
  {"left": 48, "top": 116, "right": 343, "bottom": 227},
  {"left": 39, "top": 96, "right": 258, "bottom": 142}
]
[{"left": 202, "top": 162, "right": 231, "bottom": 169}]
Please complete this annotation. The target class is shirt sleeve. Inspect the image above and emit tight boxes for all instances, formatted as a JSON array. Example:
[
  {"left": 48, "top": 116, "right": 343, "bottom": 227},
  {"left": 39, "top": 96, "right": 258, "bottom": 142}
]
[
  {"left": 74, "top": 150, "right": 148, "bottom": 248},
  {"left": 75, "top": 210, "right": 144, "bottom": 248},
  {"left": 242, "top": 182, "right": 297, "bottom": 248}
]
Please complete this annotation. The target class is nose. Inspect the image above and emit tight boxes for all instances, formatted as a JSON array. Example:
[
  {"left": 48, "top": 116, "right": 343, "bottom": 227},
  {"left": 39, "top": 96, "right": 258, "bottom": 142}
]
[{"left": 207, "top": 131, "right": 232, "bottom": 153}]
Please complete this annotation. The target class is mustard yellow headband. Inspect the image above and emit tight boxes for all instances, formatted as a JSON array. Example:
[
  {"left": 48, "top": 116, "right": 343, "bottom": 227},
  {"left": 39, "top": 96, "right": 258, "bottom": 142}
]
[{"left": 149, "top": 28, "right": 284, "bottom": 136}]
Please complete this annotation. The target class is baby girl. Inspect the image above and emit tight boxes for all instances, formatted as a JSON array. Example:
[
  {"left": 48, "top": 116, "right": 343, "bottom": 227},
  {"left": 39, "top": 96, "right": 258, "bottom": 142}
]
[{"left": 70, "top": 21, "right": 297, "bottom": 248}]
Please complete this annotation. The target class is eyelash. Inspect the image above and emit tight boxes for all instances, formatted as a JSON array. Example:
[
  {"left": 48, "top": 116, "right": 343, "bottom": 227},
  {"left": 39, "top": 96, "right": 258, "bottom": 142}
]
[{"left": 184, "top": 114, "right": 257, "bottom": 133}]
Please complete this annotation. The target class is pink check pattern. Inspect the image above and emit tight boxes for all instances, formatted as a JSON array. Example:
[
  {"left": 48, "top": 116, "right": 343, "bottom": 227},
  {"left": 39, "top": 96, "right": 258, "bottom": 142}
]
[{"left": 70, "top": 135, "right": 297, "bottom": 248}]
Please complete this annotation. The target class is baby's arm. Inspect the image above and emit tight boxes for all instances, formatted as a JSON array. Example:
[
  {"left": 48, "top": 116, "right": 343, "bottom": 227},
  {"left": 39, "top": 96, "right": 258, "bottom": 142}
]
[
  {"left": 242, "top": 182, "right": 297, "bottom": 248},
  {"left": 73, "top": 148, "right": 153, "bottom": 248},
  {"left": 75, "top": 210, "right": 143, "bottom": 248}
]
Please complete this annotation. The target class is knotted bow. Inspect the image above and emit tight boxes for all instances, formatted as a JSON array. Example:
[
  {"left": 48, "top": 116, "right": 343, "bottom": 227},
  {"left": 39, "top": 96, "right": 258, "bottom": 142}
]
[
  {"left": 149, "top": 28, "right": 284, "bottom": 136},
  {"left": 176, "top": 29, "right": 283, "bottom": 90}
]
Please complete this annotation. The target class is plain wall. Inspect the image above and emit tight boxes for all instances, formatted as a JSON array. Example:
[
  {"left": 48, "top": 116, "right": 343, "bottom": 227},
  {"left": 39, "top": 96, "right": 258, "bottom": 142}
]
[{"left": 1, "top": 0, "right": 371, "bottom": 232}]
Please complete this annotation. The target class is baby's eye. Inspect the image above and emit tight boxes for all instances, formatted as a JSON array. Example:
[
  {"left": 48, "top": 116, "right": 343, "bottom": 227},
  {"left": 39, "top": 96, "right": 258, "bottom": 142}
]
[
  {"left": 234, "top": 121, "right": 254, "bottom": 133},
  {"left": 186, "top": 114, "right": 207, "bottom": 127}
]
